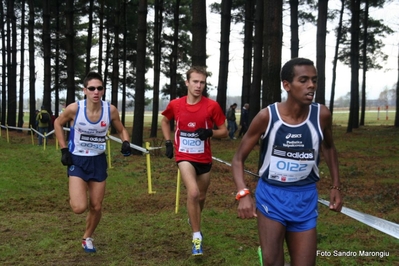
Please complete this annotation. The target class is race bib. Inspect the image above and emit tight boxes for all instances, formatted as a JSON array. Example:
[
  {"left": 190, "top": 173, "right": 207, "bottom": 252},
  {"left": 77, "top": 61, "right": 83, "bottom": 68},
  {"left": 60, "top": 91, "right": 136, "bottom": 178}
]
[
  {"left": 79, "top": 134, "right": 107, "bottom": 153},
  {"left": 178, "top": 130, "right": 205, "bottom": 154},
  {"left": 268, "top": 146, "right": 315, "bottom": 182}
]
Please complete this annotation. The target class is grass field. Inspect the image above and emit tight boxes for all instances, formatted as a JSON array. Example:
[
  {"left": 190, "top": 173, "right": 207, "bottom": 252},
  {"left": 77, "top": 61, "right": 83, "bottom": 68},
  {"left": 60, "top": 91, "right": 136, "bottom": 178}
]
[{"left": 1, "top": 112, "right": 399, "bottom": 265}]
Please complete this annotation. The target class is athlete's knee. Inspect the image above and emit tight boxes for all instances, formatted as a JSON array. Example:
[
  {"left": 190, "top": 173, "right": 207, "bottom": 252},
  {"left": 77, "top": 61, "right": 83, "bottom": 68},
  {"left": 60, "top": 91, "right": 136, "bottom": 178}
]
[
  {"left": 187, "top": 189, "right": 201, "bottom": 201},
  {"left": 89, "top": 202, "right": 102, "bottom": 213},
  {"left": 262, "top": 253, "right": 283, "bottom": 266},
  {"left": 70, "top": 201, "right": 87, "bottom": 214}
]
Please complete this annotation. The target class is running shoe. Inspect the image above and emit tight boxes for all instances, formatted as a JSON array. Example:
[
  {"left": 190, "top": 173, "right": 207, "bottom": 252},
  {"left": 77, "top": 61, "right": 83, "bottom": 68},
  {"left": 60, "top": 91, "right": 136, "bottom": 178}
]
[
  {"left": 82, "top": 237, "right": 96, "bottom": 253},
  {"left": 192, "top": 238, "right": 203, "bottom": 256}
]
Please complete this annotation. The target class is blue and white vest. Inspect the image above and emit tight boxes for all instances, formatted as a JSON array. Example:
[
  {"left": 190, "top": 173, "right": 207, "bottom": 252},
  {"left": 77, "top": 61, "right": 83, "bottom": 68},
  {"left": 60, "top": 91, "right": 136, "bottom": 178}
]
[
  {"left": 68, "top": 100, "right": 111, "bottom": 156},
  {"left": 259, "top": 102, "right": 323, "bottom": 186}
]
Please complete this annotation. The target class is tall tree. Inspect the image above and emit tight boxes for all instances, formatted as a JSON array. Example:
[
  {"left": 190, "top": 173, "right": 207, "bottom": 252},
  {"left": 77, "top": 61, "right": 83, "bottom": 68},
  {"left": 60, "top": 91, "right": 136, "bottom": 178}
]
[
  {"left": 18, "top": 0, "right": 26, "bottom": 129},
  {"left": 98, "top": 0, "right": 105, "bottom": 75},
  {"left": 347, "top": 0, "right": 361, "bottom": 132},
  {"left": 54, "top": 0, "right": 60, "bottom": 116},
  {"left": 103, "top": 15, "right": 112, "bottom": 100},
  {"left": 28, "top": 0, "right": 36, "bottom": 129},
  {"left": 249, "top": 0, "right": 263, "bottom": 122},
  {"left": 191, "top": 0, "right": 206, "bottom": 67},
  {"left": 262, "top": 0, "right": 282, "bottom": 107},
  {"left": 329, "top": 0, "right": 345, "bottom": 114},
  {"left": 150, "top": 0, "right": 164, "bottom": 138},
  {"left": 359, "top": 0, "right": 369, "bottom": 126},
  {"left": 131, "top": 0, "right": 148, "bottom": 155},
  {"left": 65, "top": 0, "right": 75, "bottom": 106},
  {"left": 169, "top": 0, "right": 180, "bottom": 104},
  {"left": 160, "top": 0, "right": 191, "bottom": 99},
  {"left": 42, "top": 0, "right": 52, "bottom": 110},
  {"left": 241, "top": 0, "right": 255, "bottom": 108},
  {"left": 121, "top": 0, "right": 128, "bottom": 126},
  {"left": 216, "top": 0, "right": 232, "bottom": 114},
  {"left": 1, "top": 0, "right": 6, "bottom": 125},
  {"left": 290, "top": 0, "right": 299, "bottom": 58},
  {"left": 315, "top": 0, "right": 328, "bottom": 104},
  {"left": 7, "top": 0, "right": 17, "bottom": 127},
  {"left": 111, "top": 0, "right": 121, "bottom": 133},
  {"left": 85, "top": 0, "right": 94, "bottom": 74}
]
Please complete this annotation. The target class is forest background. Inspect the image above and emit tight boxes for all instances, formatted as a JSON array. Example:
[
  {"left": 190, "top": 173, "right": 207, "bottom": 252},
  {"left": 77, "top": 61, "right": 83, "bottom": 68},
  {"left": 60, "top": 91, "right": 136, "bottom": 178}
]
[{"left": 1, "top": 0, "right": 399, "bottom": 153}]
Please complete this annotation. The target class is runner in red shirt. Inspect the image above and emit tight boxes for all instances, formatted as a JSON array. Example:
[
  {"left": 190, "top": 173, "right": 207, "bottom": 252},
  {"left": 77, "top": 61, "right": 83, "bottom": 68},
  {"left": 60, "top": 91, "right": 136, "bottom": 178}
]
[{"left": 161, "top": 66, "right": 228, "bottom": 256}]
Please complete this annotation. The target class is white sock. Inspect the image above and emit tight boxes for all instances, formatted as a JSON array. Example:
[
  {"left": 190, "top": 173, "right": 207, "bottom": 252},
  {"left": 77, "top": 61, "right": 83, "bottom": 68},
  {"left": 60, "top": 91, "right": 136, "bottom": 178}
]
[{"left": 193, "top": 231, "right": 202, "bottom": 240}]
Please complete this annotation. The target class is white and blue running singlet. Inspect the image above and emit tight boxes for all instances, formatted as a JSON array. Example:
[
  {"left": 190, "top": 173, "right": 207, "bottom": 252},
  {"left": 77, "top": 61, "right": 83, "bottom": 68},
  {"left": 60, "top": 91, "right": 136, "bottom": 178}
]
[
  {"left": 258, "top": 102, "right": 323, "bottom": 186},
  {"left": 68, "top": 100, "right": 111, "bottom": 156}
]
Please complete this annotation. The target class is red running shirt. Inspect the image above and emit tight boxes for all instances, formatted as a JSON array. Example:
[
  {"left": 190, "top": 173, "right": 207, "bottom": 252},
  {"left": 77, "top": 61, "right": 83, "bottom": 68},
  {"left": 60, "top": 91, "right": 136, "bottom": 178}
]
[{"left": 162, "top": 96, "right": 226, "bottom": 163}]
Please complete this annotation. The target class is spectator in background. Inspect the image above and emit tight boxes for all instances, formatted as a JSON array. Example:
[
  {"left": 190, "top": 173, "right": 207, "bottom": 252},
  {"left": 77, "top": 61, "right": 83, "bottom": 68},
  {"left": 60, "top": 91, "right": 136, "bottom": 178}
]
[
  {"left": 238, "top": 103, "right": 249, "bottom": 137},
  {"left": 226, "top": 103, "right": 238, "bottom": 140},
  {"left": 36, "top": 106, "right": 50, "bottom": 145},
  {"left": 47, "top": 110, "right": 56, "bottom": 139}
]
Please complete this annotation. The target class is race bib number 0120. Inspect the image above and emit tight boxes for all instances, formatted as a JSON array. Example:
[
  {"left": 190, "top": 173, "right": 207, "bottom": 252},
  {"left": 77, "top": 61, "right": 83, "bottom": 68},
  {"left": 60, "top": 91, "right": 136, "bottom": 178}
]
[{"left": 178, "top": 130, "right": 205, "bottom": 154}]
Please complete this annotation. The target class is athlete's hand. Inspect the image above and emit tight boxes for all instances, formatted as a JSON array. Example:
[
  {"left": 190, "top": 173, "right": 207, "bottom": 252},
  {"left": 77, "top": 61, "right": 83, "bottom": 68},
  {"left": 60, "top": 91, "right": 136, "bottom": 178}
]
[
  {"left": 61, "top": 148, "right": 73, "bottom": 166},
  {"left": 165, "top": 140, "right": 173, "bottom": 159},
  {"left": 329, "top": 188, "right": 343, "bottom": 212},
  {"left": 121, "top": 141, "right": 131, "bottom": 156},
  {"left": 237, "top": 196, "right": 257, "bottom": 219},
  {"left": 195, "top": 128, "right": 213, "bottom": 140}
]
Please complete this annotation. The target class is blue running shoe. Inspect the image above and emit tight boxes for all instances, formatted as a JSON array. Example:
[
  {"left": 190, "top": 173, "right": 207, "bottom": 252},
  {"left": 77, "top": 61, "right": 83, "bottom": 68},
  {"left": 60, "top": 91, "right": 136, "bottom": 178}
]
[
  {"left": 192, "top": 238, "right": 203, "bottom": 256},
  {"left": 82, "top": 237, "right": 96, "bottom": 253}
]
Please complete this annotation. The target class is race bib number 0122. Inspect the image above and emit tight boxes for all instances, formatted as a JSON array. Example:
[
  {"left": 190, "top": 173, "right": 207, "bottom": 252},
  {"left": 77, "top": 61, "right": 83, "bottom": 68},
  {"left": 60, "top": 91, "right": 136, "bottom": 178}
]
[{"left": 268, "top": 146, "right": 315, "bottom": 182}]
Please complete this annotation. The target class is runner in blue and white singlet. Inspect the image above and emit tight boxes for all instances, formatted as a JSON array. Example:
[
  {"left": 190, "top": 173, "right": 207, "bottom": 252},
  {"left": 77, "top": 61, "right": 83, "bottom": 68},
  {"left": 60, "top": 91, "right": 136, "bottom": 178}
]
[
  {"left": 54, "top": 72, "right": 131, "bottom": 253},
  {"left": 69, "top": 100, "right": 111, "bottom": 156},
  {"left": 232, "top": 58, "right": 343, "bottom": 266},
  {"left": 258, "top": 102, "right": 322, "bottom": 186}
]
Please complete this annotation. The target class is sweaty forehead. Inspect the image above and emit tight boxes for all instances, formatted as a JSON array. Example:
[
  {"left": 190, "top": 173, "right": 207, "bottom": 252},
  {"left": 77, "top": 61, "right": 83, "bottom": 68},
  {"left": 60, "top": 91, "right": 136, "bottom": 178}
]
[
  {"left": 293, "top": 65, "right": 317, "bottom": 78},
  {"left": 87, "top": 79, "right": 103, "bottom": 86},
  {"left": 189, "top": 72, "right": 206, "bottom": 81}
]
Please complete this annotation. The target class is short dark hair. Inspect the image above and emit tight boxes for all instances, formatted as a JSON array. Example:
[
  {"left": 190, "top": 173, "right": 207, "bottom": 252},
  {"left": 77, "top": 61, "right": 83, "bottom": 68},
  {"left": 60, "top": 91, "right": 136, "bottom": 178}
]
[
  {"left": 280, "top": 58, "right": 314, "bottom": 83},
  {"left": 186, "top": 66, "right": 207, "bottom": 81},
  {"left": 83, "top": 72, "right": 103, "bottom": 87}
]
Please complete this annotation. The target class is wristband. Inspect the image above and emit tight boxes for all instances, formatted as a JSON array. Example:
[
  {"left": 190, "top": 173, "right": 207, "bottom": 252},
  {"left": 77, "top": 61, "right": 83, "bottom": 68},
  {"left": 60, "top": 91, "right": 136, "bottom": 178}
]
[
  {"left": 236, "top": 188, "right": 250, "bottom": 200},
  {"left": 330, "top": 185, "right": 342, "bottom": 191}
]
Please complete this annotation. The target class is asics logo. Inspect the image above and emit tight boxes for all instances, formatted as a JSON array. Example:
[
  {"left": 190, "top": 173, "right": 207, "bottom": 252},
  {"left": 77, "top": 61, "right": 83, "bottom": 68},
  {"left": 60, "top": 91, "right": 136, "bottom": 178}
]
[
  {"left": 187, "top": 122, "right": 196, "bottom": 128},
  {"left": 286, "top": 133, "right": 302, "bottom": 139}
]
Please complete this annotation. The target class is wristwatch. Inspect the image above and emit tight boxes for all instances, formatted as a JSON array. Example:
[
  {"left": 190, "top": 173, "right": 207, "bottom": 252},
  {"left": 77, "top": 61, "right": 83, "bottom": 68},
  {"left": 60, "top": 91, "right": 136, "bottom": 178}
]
[{"left": 235, "top": 188, "right": 250, "bottom": 200}]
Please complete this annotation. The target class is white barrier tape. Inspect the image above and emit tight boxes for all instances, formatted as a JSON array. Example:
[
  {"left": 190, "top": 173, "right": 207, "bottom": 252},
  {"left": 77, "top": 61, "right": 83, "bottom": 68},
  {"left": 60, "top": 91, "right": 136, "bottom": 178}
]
[
  {"left": 212, "top": 156, "right": 259, "bottom": 177},
  {"left": 318, "top": 198, "right": 399, "bottom": 239},
  {"left": 30, "top": 128, "right": 55, "bottom": 138},
  {"left": 107, "top": 135, "right": 149, "bottom": 154},
  {"left": 3, "top": 125, "right": 149, "bottom": 154},
  {"left": 148, "top": 146, "right": 163, "bottom": 150},
  {"left": 211, "top": 156, "right": 399, "bottom": 240}
]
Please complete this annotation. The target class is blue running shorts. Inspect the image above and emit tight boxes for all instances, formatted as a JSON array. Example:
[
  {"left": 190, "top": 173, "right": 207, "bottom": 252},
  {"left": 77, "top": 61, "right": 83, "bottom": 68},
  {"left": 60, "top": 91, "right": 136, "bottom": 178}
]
[
  {"left": 68, "top": 153, "right": 108, "bottom": 182},
  {"left": 255, "top": 178, "right": 318, "bottom": 232}
]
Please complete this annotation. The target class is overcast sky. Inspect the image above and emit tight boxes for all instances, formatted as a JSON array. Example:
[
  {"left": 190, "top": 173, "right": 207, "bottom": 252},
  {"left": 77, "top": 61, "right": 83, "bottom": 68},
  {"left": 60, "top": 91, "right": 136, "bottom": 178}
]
[
  {"left": 30, "top": 1, "right": 399, "bottom": 103},
  {"left": 206, "top": 0, "right": 399, "bottom": 100}
]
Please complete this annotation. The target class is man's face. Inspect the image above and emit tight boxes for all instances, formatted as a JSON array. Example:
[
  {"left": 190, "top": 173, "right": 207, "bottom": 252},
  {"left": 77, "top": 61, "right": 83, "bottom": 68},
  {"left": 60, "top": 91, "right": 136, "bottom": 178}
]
[
  {"left": 84, "top": 79, "right": 104, "bottom": 103},
  {"left": 185, "top": 72, "right": 206, "bottom": 97},
  {"left": 283, "top": 65, "right": 317, "bottom": 104}
]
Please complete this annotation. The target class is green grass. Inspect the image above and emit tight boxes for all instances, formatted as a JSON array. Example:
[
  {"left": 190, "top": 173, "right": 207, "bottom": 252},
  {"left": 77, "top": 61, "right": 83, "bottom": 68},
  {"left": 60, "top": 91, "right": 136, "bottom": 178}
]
[{"left": 1, "top": 120, "right": 399, "bottom": 265}]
